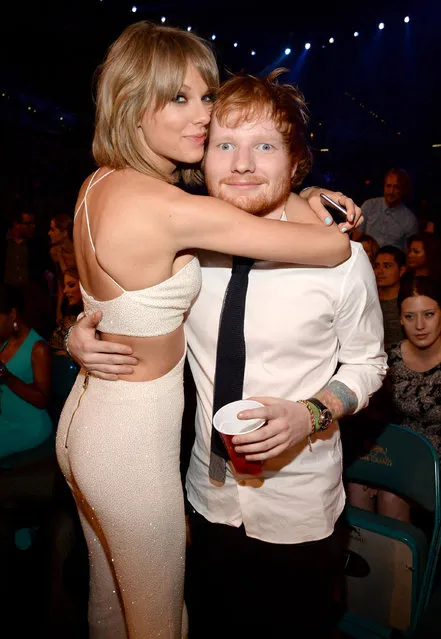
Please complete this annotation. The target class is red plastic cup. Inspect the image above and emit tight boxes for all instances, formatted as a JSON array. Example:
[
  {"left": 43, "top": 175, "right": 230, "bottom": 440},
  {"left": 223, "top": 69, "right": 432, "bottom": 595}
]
[{"left": 213, "top": 400, "right": 266, "bottom": 476}]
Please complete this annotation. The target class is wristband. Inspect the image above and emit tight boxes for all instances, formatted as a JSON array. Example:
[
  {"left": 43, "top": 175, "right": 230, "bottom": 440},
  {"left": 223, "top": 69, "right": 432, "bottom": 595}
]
[{"left": 64, "top": 324, "right": 76, "bottom": 359}]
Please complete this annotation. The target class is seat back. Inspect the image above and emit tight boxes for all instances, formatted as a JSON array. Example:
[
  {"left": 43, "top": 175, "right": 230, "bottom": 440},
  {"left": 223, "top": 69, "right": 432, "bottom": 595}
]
[
  {"left": 340, "top": 423, "right": 441, "bottom": 636},
  {"left": 344, "top": 423, "right": 440, "bottom": 517}
]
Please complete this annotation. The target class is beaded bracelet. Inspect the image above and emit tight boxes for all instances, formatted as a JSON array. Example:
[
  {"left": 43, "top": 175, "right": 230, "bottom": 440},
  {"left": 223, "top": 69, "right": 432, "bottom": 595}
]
[
  {"left": 64, "top": 324, "right": 76, "bottom": 359},
  {"left": 296, "top": 399, "right": 316, "bottom": 451}
]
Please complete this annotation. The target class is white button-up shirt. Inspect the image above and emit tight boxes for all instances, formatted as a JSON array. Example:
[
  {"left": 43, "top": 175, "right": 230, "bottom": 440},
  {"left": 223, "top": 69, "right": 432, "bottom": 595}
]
[{"left": 185, "top": 240, "right": 387, "bottom": 544}]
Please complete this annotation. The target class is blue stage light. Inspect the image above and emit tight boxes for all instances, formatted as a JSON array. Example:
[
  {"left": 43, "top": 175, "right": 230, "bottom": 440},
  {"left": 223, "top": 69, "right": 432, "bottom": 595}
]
[
  {"left": 329, "top": 37, "right": 334, "bottom": 43},
  {"left": 234, "top": 42, "right": 238, "bottom": 48},
  {"left": 131, "top": 5, "right": 137, "bottom": 12},
  {"left": 187, "top": 26, "right": 192, "bottom": 31},
  {"left": 211, "top": 34, "right": 216, "bottom": 40},
  {"left": 305, "top": 42, "right": 311, "bottom": 50},
  {"left": 404, "top": 16, "right": 410, "bottom": 23},
  {"left": 378, "top": 22, "right": 385, "bottom": 30},
  {"left": 354, "top": 31, "right": 359, "bottom": 37},
  {"left": 285, "top": 48, "right": 291, "bottom": 55},
  {"left": 161, "top": 16, "right": 166, "bottom": 23},
  {"left": 251, "top": 50, "right": 256, "bottom": 56}
]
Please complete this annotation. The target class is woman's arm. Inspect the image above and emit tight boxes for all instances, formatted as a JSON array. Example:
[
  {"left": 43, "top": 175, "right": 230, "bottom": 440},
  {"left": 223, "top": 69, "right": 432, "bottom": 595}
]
[
  {"left": 1, "top": 341, "right": 51, "bottom": 409},
  {"left": 171, "top": 192, "right": 351, "bottom": 267}
]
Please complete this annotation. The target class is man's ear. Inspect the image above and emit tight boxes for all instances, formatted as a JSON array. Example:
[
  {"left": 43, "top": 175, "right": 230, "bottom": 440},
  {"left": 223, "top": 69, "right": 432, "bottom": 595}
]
[{"left": 291, "top": 162, "right": 298, "bottom": 180}]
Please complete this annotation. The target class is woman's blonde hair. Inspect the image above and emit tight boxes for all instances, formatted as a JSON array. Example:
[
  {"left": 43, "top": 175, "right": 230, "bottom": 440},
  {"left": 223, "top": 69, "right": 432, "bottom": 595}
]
[{"left": 93, "top": 21, "right": 219, "bottom": 185}]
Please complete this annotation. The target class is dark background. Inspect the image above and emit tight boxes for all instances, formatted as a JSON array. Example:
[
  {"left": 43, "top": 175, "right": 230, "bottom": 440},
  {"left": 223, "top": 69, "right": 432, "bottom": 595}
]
[{"left": 1, "top": 0, "right": 440, "bottom": 223}]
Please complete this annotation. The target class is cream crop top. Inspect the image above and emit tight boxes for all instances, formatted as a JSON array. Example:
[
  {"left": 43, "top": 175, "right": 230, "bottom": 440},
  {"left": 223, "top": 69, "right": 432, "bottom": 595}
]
[{"left": 74, "top": 169, "right": 201, "bottom": 337}]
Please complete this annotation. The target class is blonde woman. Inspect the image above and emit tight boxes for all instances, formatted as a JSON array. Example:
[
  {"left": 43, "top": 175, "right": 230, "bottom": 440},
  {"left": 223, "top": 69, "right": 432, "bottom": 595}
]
[
  {"left": 48, "top": 214, "right": 76, "bottom": 322},
  {"left": 56, "top": 21, "right": 360, "bottom": 638}
]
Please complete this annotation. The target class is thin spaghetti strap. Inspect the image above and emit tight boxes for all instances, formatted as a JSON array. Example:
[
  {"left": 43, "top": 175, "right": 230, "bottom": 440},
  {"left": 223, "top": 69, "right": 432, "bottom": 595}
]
[
  {"left": 74, "top": 169, "right": 100, "bottom": 222},
  {"left": 74, "top": 168, "right": 124, "bottom": 293},
  {"left": 83, "top": 169, "right": 115, "bottom": 255},
  {"left": 73, "top": 169, "right": 115, "bottom": 222}
]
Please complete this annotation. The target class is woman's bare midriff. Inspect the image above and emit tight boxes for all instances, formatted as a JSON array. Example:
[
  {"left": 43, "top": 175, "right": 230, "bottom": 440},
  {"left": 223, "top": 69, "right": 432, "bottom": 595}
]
[{"left": 100, "top": 324, "right": 186, "bottom": 382}]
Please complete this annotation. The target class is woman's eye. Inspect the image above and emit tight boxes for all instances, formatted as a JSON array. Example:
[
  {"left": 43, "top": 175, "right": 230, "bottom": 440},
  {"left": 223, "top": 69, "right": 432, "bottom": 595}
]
[
  {"left": 219, "top": 143, "right": 233, "bottom": 151},
  {"left": 202, "top": 93, "right": 215, "bottom": 103},
  {"left": 172, "top": 94, "right": 187, "bottom": 103},
  {"left": 404, "top": 315, "right": 413, "bottom": 320}
]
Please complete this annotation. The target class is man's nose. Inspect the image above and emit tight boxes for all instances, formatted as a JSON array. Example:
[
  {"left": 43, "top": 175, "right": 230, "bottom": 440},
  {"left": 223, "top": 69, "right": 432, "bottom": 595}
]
[{"left": 231, "top": 148, "right": 255, "bottom": 173}]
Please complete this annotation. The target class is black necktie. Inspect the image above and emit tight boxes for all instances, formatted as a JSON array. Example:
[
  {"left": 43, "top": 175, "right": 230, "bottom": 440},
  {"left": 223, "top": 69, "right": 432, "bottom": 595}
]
[{"left": 209, "top": 255, "right": 255, "bottom": 482}]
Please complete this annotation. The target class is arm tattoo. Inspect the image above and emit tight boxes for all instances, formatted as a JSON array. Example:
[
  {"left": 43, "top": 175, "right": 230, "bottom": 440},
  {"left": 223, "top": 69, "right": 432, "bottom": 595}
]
[{"left": 314, "top": 380, "right": 358, "bottom": 420}]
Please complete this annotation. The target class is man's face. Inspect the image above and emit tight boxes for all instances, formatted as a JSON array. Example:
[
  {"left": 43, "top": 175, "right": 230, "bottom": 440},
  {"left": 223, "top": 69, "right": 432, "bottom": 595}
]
[
  {"left": 20, "top": 213, "right": 36, "bottom": 239},
  {"left": 383, "top": 174, "right": 403, "bottom": 208},
  {"left": 374, "top": 253, "right": 402, "bottom": 289},
  {"left": 204, "top": 113, "right": 295, "bottom": 217}
]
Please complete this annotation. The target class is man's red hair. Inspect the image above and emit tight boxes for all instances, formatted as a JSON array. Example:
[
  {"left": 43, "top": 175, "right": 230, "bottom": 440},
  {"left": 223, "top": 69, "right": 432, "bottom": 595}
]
[{"left": 213, "top": 68, "right": 312, "bottom": 187}]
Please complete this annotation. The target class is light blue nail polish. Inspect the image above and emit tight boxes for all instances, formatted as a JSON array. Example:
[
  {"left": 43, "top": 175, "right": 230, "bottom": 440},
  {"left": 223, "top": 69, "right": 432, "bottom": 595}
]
[
  {"left": 324, "top": 216, "right": 332, "bottom": 225},
  {"left": 341, "top": 227, "right": 348, "bottom": 233}
]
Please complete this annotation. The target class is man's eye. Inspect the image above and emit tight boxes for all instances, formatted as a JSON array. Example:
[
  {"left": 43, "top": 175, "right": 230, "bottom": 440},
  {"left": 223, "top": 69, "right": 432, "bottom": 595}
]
[
  {"left": 257, "top": 143, "right": 273, "bottom": 151},
  {"left": 219, "top": 143, "right": 233, "bottom": 151}
]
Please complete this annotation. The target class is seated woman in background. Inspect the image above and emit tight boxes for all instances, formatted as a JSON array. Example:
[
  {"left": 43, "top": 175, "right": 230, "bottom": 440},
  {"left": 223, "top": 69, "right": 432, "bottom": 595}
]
[
  {"left": 0, "top": 284, "right": 52, "bottom": 460},
  {"left": 49, "top": 267, "right": 83, "bottom": 357},
  {"left": 388, "top": 274, "right": 441, "bottom": 454},
  {"left": 48, "top": 214, "right": 76, "bottom": 324},
  {"left": 347, "top": 274, "right": 441, "bottom": 522},
  {"left": 48, "top": 268, "right": 82, "bottom": 420},
  {"left": 406, "top": 232, "right": 441, "bottom": 280}
]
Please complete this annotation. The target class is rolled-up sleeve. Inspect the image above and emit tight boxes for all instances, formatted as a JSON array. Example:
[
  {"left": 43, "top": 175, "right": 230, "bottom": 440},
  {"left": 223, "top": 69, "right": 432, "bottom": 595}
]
[{"left": 330, "top": 246, "right": 388, "bottom": 411}]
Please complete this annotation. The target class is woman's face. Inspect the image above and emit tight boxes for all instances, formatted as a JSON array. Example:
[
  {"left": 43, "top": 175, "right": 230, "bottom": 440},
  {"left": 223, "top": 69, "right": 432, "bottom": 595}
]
[
  {"left": 63, "top": 274, "right": 82, "bottom": 307},
  {"left": 48, "top": 219, "right": 67, "bottom": 245},
  {"left": 407, "top": 241, "right": 426, "bottom": 270},
  {"left": 401, "top": 295, "right": 441, "bottom": 349},
  {"left": 138, "top": 64, "right": 214, "bottom": 175},
  {"left": 0, "top": 311, "right": 14, "bottom": 341}
]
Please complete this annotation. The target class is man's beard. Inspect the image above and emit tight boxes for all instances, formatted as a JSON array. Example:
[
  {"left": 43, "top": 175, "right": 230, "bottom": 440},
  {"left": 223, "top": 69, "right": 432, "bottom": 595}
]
[{"left": 207, "top": 175, "right": 293, "bottom": 217}]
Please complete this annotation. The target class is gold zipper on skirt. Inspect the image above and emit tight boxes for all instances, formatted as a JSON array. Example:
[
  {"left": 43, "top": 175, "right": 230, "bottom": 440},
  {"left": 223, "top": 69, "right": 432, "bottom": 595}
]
[{"left": 64, "top": 372, "right": 90, "bottom": 449}]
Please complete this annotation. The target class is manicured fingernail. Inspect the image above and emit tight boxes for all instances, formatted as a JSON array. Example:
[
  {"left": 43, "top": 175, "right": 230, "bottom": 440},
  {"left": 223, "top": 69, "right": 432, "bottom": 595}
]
[
  {"left": 324, "top": 216, "right": 332, "bottom": 225},
  {"left": 349, "top": 214, "right": 354, "bottom": 221},
  {"left": 341, "top": 227, "right": 348, "bottom": 233}
]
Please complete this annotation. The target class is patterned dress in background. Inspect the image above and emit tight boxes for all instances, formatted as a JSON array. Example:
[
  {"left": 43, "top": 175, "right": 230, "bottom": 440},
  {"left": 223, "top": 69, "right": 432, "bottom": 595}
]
[{"left": 387, "top": 342, "right": 441, "bottom": 456}]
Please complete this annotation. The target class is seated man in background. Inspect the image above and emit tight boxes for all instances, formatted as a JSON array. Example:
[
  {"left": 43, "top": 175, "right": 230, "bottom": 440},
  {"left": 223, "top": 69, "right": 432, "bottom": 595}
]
[
  {"left": 353, "top": 168, "right": 418, "bottom": 251},
  {"left": 374, "top": 245, "right": 406, "bottom": 349}
]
